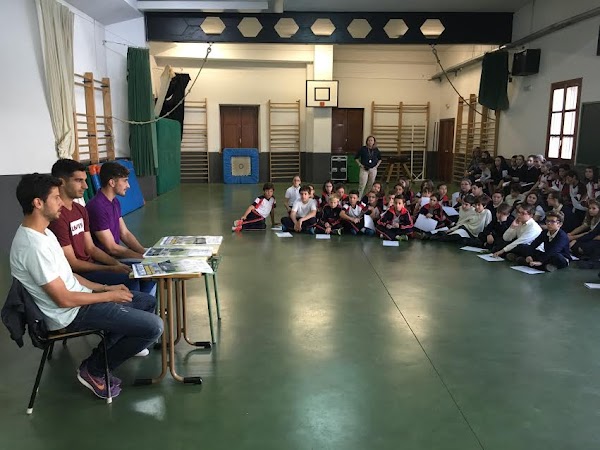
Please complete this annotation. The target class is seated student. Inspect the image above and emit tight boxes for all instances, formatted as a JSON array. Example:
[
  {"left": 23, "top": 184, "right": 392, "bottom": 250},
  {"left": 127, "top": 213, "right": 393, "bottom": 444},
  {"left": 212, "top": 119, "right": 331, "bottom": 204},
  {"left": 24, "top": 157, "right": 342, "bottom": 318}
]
[
  {"left": 487, "top": 190, "right": 505, "bottom": 220},
  {"left": 86, "top": 162, "right": 147, "bottom": 258},
  {"left": 433, "top": 195, "right": 491, "bottom": 241},
  {"left": 493, "top": 204, "right": 543, "bottom": 258},
  {"left": 526, "top": 161, "right": 552, "bottom": 196},
  {"left": 475, "top": 160, "right": 492, "bottom": 188},
  {"left": 281, "top": 186, "right": 317, "bottom": 234},
  {"left": 545, "top": 192, "right": 577, "bottom": 233},
  {"left": 364, "top": 190, "right": 383, "bottom": 221},
  {"left": 315, "top": 195, "right": 343, "bottom": 236},
  {"left": 523, "top": 154, "right": 541, "bottom": 185},
  {"left": 416, "top": 193, "right": 450, "bottom": 231},
  {"left": 514, "top": 191, "right": 545, "bottom": 223},
  {"left": 477, "top": 202, "right": 514, "bottom": 251},
  {"left": 509, "top": 154, "right": 527, "bottom": 184},
  {"left": 583, "top": 166, "right": 600, "bottom": 203},
  {"left": 504, "top": 182, "right": 525, "bottom": 211},
  {"left": 437, "top": 183, "right": 450, "bottom": 206},
  {"left": 505, "top": 211, "right": 570, "bottom": 272},
  {"left": 10, "top": 173, "right": 163, "bottom": 399},
  {"left": 306, "top": 184, "right": 319, "bottom": 209},
  {"left": 320, "top": 179, "right": 334, "bottom": 208},
  {"left": 234, "top": 182, "right": 276, "bottom": 232},
  {"left": 398, "top": 177, "right": 415, "bottom": 206},
  {"left": 284, "top": 175, "right": 301, "bottom": 214},
  {"left": 470, "top": 181, "right": 485, "bottom": 198},
  {"left": 376, "top": 196, "right": 413, "bottom": 241},
  {"left": 565, "top": 170, "right": 588, "bottom": 221},
  {"left": 412, "top": 186, "right": 433, "bottom": 219},
  {"left": 48, "top": 159, "right": 140, "bottom": 292},
  {"left": 569, "top": 200, "right": 600, "bottom": 265},
  {"left": 415, "top": 179, "right": 435, "bottom": 199},
  {"left": 340, "top": 190, "right": 374, "bottom": 236},
  {"left": 384, "top": 191, "right": 396, "bottom": 211},
  {"left": 334, "top": 183, "right": 349, "bottom": 207},
  {"left": 451, "top": 178, "right": 472, "bottom": 208},
  {"left": 568, "top": 199, "right": 600, "bottom": 244},
  {"left": 362, "top": 181, "right": 383, "bottom": 206}
]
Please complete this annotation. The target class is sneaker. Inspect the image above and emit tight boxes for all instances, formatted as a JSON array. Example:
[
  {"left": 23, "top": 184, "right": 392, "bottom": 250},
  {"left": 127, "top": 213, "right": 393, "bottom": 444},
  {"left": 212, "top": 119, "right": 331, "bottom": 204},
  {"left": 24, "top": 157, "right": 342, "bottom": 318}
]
[
  {"left": 77, "top": 366, "right": 121, "bottom": 388},
  {"left": 545, "top": 264, "right": 558, "bottom": 272},
  {"left": 135, "top": 348, "right": 150, "bottom": 357},
  {"left": 233, "top": 220, "right": 242, "bottom": 227},
  {"left": 281, "top": 225, "right": 288, "bottom": 232},
  {"left": 333, "top": 228, "right": 342, "bottom": 236},
  {"left": 77, "top": 363, "right": 120, "bottom": 399},
  {"left": 397, "top": 235, "right": 409, "bottom": 242}
]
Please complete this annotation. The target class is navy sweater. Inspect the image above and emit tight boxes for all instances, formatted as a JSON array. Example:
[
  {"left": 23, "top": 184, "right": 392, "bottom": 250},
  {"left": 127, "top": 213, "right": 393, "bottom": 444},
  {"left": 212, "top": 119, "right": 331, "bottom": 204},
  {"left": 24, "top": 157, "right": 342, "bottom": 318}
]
[{"left": 527, "top": 228, "right": 571, "bottom": 262}]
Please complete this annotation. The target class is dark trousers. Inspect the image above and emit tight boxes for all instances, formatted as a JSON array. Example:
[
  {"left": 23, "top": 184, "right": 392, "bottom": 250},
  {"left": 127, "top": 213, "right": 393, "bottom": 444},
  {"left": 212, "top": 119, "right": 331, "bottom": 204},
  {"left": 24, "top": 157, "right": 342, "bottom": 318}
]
[
  {"left": 281, "top": 216, "right": 317, "bottom": 233},
  {"left": 343, "top": 217, "right": 366, "bottom": 235},
  {"left": 509, "top": 244, "right": 570, "bottom": 270},
  {"left": 66, "top": 291, "right": 163, "bottom": 375},
  {"left": 376, "top": 225, "right": 413, "bottom": 240},
  {"left": 241, "top": 211, "right": 266, "bottom": 230},
  {"left": 573, "top": 240, "right": 600, "bottom": 260},
  {"left": 315, "top": 222, "right": 343, "bottom": 234},
  {"left": 84, "top": 269, "right": 156, "bottom": 295}
]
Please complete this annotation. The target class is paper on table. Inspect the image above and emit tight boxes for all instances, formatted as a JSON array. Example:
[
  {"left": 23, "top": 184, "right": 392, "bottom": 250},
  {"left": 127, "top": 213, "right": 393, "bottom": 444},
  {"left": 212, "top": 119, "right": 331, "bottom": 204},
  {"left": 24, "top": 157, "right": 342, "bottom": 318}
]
[
  {"left": 316, "top": 234, "right": 331, "bottom": 240},
  {"left": 511, "top": 265, "right": 545, "bottom": 274},
  {"left": 429, "top": 226, "right": 449, "bottom": 235},
  {"left": 132, "top": 258, "right": 214, "bottom": 278},
  {"left": 158, "top": 235, "right": 223, "bottom": 246},
  {"left": 364, "top": 214, "right": 376, "bottom": 230},
  {"left": 584, "top": 283, "right": 600, "bottom": 289},
  {"left": 477, "top": 254, "right": 504, "bottom": 262},
  {"left": 449, "top": 229, "right": 470, "bottom": 238},
  {"left": 414, "top": 214, "right": 438, "bottom": 232},
  {"left": 275, "top": 232, "right": 293, "bottom": 238},
  {"left": 443, "top": 206, "right": 459, "bottom": 216},
  {"left": 144, "top": 247, "right": 212, "bottom": 258},
  {"left": 460, "top": 246, "right": 486, "bottom": 253},
  {"left": 271, "top": 226, "right": 283, "bottom": 231}
]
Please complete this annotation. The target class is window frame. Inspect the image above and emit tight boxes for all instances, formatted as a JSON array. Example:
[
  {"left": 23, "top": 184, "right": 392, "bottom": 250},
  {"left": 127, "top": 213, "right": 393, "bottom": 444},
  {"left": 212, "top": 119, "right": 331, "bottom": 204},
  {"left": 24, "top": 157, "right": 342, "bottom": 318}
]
[{"left": 545, "top": 77, "right": 583, "bottom": 162}]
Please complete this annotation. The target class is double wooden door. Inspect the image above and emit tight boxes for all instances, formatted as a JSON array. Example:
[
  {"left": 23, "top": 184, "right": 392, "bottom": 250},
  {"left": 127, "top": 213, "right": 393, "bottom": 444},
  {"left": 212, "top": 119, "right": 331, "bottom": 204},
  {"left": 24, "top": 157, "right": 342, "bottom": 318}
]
[
  {"left": 220, "top": 105, "right": 259, "bottom": 150},
  {"left": 331, "top": 108, "right": 364, "bottom": 154}
]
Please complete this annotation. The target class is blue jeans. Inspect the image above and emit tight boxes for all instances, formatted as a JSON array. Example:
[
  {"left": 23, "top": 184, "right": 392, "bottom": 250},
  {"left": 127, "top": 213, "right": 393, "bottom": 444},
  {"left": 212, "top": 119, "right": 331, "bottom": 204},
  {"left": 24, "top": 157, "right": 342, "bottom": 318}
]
[
  {"left": 65, "top": 291, "right": 163, "bottom": 375},
  {"left": 84, "top": 270, "right": 156, "bottom": 295}
]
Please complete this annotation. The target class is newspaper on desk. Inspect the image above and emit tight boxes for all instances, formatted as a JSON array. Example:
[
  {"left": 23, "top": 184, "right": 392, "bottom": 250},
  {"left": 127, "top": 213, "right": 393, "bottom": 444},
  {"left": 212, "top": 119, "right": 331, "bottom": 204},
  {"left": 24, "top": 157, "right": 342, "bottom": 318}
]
[
  {"left": 132, "top": 258, "right": 214, "bottom": 278},
  {"left": 157, "top": 235, "right": 223, "bottom": 246},
  {"left": 143, "top": 246, "right": 212, "bottom": 258}
]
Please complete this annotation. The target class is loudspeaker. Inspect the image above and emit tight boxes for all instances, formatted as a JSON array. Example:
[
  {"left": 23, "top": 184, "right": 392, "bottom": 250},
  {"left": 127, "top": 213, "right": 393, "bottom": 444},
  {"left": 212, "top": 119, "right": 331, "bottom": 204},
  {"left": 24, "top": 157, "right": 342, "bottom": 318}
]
[{"left": 511, "top": 49, "right": 541, "bottom": 76}]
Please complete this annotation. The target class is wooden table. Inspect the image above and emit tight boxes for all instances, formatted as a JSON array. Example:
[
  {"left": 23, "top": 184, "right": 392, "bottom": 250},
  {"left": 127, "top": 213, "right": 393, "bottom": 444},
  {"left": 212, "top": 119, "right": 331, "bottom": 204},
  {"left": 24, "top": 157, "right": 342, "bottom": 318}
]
[{"left": 134, "top": 256, "right": 222, "bottom": 385}]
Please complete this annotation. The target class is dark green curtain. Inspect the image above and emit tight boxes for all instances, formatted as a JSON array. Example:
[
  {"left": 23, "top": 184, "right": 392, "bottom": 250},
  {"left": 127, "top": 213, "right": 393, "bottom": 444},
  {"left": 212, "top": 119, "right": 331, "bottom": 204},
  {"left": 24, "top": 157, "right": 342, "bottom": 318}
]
[
  {"left": 156, "top": 118, "right": 181, "bottom": 195},
  {"left": 478, "top": 51, "right": 510, "bottom": 111},
  {"left": 127, "top": 47, "right": 157, "bottom": 176}
]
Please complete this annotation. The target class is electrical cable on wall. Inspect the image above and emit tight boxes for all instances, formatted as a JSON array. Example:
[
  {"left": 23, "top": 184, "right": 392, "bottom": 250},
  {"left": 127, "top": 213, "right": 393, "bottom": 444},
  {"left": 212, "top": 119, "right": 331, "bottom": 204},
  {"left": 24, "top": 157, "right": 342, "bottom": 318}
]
[{"left": 430, "top": 44, "right": 495, "bottom": 122}]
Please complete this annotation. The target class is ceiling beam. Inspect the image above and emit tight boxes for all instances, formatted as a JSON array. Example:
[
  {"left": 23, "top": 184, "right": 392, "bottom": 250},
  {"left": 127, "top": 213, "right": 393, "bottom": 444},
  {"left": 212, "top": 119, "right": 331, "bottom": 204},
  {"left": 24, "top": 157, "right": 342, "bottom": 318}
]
[{"left": 137, "top": 1, "right": 269, "bottom": 11}]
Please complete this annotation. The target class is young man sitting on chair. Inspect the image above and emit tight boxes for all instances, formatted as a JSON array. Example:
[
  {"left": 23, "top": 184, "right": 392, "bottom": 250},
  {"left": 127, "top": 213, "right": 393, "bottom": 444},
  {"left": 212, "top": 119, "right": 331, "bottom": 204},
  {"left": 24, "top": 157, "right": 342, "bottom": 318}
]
[{"left": 10, "top": 174, "right": 163, "bottom": 400}]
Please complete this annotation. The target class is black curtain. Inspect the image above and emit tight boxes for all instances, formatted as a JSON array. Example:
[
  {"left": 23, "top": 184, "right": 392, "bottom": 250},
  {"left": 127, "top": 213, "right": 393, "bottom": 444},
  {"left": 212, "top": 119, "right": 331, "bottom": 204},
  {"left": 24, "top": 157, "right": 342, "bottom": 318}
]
[
  {"left": 478, "top": 51, "right": 509, "bottom": 111},
  {"left": 159, "top": 73, "right": 191, "bottom": 137}
]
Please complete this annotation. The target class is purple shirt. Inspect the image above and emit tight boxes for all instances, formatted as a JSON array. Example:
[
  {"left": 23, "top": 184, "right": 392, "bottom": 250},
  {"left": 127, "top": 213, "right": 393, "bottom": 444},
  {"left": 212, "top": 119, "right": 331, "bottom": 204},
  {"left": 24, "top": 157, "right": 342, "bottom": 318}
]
[{"left": 86, "top": 190, "right": 122, "bottom": 252}]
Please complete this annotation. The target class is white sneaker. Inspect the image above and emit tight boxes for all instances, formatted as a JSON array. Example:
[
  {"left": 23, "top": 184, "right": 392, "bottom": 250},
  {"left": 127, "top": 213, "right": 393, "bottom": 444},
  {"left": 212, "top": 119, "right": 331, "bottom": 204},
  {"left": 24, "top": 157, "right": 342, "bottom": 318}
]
[{"left": 134, "top": 348, "right": 150, "bottom": 357}]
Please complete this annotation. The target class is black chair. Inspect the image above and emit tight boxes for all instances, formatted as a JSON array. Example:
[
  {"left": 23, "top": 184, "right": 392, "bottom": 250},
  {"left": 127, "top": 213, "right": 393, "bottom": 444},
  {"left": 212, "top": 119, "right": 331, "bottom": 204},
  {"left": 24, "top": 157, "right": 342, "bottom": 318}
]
[{"left": 1, "top": 278, "right": 113, "bottom": 414}]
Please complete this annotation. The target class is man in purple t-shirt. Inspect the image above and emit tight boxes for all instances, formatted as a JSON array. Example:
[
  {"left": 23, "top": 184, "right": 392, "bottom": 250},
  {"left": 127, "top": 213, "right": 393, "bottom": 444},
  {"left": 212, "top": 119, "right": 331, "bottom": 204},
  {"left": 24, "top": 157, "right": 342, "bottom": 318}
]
[{"left": 86, "top": 162, "right": 146, "bottom": 259}]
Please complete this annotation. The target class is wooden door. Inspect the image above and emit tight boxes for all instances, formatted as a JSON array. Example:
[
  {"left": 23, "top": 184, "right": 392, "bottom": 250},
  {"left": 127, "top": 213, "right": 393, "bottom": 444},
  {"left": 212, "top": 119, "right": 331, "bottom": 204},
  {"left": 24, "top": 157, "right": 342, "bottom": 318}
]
[
  {"left": 331, "top": 108, "right": 364, "bottom": 154},
  {"left": 437, "top": 118, "right": 455, "bottom": 182},
  {"left": 220, "top": 105, "right": 259, "bottom": 150}
]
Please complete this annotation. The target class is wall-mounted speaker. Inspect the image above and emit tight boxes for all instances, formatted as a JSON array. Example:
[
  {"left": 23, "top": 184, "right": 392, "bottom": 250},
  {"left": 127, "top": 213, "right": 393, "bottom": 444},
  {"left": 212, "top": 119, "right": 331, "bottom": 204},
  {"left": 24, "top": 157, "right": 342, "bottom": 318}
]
[{"left": 511, "top": 49, "right": 541, "bottom": 76}]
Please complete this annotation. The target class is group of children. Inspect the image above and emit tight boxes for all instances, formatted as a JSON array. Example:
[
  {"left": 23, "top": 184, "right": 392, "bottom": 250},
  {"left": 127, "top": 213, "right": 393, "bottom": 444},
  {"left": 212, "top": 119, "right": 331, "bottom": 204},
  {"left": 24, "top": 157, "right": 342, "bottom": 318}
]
[{"left": 233, "top": 162, "right": 600, "bottom": 273}]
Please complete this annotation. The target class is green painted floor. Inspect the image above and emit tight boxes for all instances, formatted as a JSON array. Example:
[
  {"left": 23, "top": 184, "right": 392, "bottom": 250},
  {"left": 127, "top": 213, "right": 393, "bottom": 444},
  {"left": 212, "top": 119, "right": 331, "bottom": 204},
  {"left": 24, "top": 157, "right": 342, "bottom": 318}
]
[{"left": 2, "top": 183, "right": 600, "bottom": 450}]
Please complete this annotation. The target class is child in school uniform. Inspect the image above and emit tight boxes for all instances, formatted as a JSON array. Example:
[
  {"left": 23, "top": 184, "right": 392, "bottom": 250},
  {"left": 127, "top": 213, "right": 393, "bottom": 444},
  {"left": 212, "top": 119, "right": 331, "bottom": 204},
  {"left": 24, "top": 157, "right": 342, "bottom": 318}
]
[
  {"left": 437, "top": 183, "right": 450, "bottom": 206},
  {"left": 376, "top": 196, "right": 413, "bottom": 241},
  {"left": 583, "top": 166, "right": 600, "bottom": 203},
  {"left": 365, "top": 190, "right": 383, "bottom": 221},
  {"left": 477, "top": 202, "right": 513, "bottom": 251},
  {"left": 504, "top": 182, "right": 525, "bottom": 211},
  {"left": 417, "top": 193, "right": 450, "bottom": 230},
  {"left": 385, "top": 190, "right": 396, "bottom": 211},
  {"left": 341, "top": 190, "right": 374, "bottom": 236},
  {"left": 284, "top": 175, "right": 301, "bottom": 214},
  {"left": 321, "top": 179, "right": 335, "bottom": 207},
  {"left": 412, "top": 186, "right": 433, "bottom": 219},
  {"left": 545, "top": 192, "right": 577, "bottom": 233},
  {"left": 487, "top": 190, "right": 505, "bottom": 220},
  {"left": 315, "top": 194, "right": 343, "bottom": 236},
  {"left": 451, "top": 178, "right": 472, "bottom": 208},
  {"left": 234, "top": 183, "right": 276, "bottom": 232},
  {"left": 335, "top": 183, "right": 349, "bottom": 207},
  {"left": 569, "top": 200, "right": 600, "bottom": 265},
  {"left": 493, "top": 204, "right": 543, "bottom": 259},
  {"left": 398, "top": 177, "right": 415, "bottom": 207},
  {"left": 505, "top": 211, "right": 571, "bottom": 272},
  {"left": 362, "top": 181, "right": 384, "bottom": 207},
  {"left": 281, "top": 186, "right": 317, "bottom": 234},
  {"left": 435, "top": 195, "right": 492, "bottom": 241}
]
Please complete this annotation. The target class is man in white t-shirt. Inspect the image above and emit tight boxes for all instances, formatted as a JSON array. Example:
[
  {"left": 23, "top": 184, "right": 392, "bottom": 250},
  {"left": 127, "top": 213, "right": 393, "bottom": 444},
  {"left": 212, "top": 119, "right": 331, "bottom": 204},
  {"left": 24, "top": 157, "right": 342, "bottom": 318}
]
[
  {"left": 10, "top": 174, "right": 163, "bottom": 400},
  {"left": 281, "top": 186, "right": 317, "bottom": 233}
]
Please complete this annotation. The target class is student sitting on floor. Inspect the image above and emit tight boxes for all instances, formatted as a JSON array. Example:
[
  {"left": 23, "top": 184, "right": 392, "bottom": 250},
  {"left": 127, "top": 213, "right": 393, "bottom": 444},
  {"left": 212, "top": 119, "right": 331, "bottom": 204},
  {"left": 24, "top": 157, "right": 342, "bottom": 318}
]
[
  {"left": 514, "top": 191, "right": 545, "bottom": 223},
  {"left": 505, "top": 211, "right": 570, "bottom": 272},
  {"left": 487, "top": 190, "right": 505, "bottom": 220},
  {"left": 583, "top": 165, "right": 600, "bottom": 203},
  {"left": 281, "top": 186, "right": 317, "bottom": 234},
  {"left": 545, "top": 192, "right": 577, "bottom": 233},
  {"left": 477, "top": 202, "right": 513, "bottom": 251},
  {"left": 437, "top": 183, "right": 450, "bottom": 206},
  {"left": 565, "top": 170, "right": 588, "bottom": 222},
  {"left": 432, "top": 195, "right": 491, "bottom": 242},
  {"left": 569, "top": 200, "right": 600, "bottom": 266},
  {"left": 493, "top": 204, "right": 542, "bottom": 259},
  {"left": 364, "top": 190, "right": 383, "bottom": 221},
  {"left": 340, "top": 190, "right": 374, "bottom": 236},
  {"left": 315, "top": 195, "right": 343, "bottom": 236},
  {"left": 451, "top": 178, "right": 472, "bottom": 208},
  {"left": 418, "top": 193, "right": 450, "bottom": 229},
  {"left": 470, "top": 181, "right": 485, "bottom": 198},
  {"left": 568, "top": 199, "right": 600, "bottom": 245},
  {"left": 504, "top": 182, "right": 525, "bottom": 211},
  {"left": 335, "top": 183, "right": 349, "bottom": 207},
  {"left": 376, "top": 196, "right": 413, "bottom": 241},
  {"left": 284, "top": 175, "right": 301, "bottom": 214},
  {"left": 412, "top": 186, "right": 433, "bottom": 219},
  {"left": 398, "top": 177, "right": 415, "bottom": 207},
  {"left": 320, "top": 179, "right": 334, "bottom": 208},
  {"left": 385, "top": 190, "right": 396, "bottom": 211},
  {"left": 362, "top": 181, "right": 384, "bottom": 207},
  {"left": 234, "top": 182, "right": 276, "bottom": 232}
]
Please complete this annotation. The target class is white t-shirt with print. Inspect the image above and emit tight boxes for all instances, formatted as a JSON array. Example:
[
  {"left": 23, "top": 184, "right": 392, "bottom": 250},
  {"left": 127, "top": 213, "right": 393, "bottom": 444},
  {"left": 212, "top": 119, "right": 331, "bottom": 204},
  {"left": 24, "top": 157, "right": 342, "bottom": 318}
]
[{"left": 10, "top": 226, "right": 91, "bottom": 330}]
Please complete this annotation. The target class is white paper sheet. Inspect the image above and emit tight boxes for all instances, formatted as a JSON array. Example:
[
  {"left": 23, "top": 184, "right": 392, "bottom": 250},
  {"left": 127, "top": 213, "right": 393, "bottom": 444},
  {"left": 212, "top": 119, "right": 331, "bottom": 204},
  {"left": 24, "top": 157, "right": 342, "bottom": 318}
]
[
  {"left": 364, "top": 214, "right": 376, "bottom": 230},
  {"left": 271, "top": 226, "right": 283, "bottom": 231},
  {"left": 584, "top": 283, "right": 600, "bottom": 289},
  {"left": 144, "top": 247, "right": 212, "bottom": 258},
  {"left": 158, "top": 235, "right": 223, "bottom": 246},
  {"left": 449, "top": 229, "right": 470, "bottom": 238},
  {"left": 417, "top": 197, "right": 430, "bottom": 206},
  {"left": 132, "top": 258, "right": 213, "bottom": 278},
  {"left": 477, "top": 254, "right": 504, "bottom": 262},
  {"left": 429, "top": 226, "right": 449, "bottom": 235},
  {"left": 275, "top": 232, "right": 293, "bottom": 238},
  {"left": 382, "top": 240, "right": 399, "bottom": 247},
  {"left": 414, "top": 214, "right": 438, "bottom": 233},
  {"left": 460, "top": 246, "right": 486, "bottom": 253},
  {"left": 443, "top": 206, "right": 459, "bottom": 216},
  {"left": 510, "top": 265, "right": 545, "bottom": 274},
  {"left": 316, "top": 234, "right": 331, "bottom": 240}
]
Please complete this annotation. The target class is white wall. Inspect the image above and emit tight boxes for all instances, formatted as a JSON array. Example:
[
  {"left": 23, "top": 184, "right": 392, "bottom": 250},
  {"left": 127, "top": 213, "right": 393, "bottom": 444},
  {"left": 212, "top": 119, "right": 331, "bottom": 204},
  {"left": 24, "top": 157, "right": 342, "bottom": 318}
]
[
  {"left": 0, "top": 0, "right": 144, "bottom": 176},
  {"left": 498, "top": 0, "right": 600, "bottom": 158}
]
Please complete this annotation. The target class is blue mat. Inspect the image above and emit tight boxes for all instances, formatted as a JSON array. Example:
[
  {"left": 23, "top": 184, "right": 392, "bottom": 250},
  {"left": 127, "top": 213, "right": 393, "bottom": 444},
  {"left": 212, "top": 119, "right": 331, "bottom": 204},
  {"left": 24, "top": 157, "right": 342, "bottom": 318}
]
[{"left": 223, "top": 148, "right": 259, "bottom": 184}]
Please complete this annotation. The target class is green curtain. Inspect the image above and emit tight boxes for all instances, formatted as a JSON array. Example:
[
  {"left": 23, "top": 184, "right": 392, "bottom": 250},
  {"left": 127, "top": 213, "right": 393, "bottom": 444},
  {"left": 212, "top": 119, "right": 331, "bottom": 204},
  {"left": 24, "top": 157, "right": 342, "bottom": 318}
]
[
  {"left": 156, "top": 118, "right": 181, "bottom": 195},
  {"left": 127, "top": 47, "right": 158, "bottom": 176},
  {"left": 478, "top": 51, "right": 510, "bottom": 112}
]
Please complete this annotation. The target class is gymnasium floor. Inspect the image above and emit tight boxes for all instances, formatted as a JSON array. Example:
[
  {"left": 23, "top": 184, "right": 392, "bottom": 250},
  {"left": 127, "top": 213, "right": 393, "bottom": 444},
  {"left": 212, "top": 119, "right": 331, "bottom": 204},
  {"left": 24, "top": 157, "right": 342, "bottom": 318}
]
[{"left": 1, "top": 183, "right": 600, "bottom": 450}]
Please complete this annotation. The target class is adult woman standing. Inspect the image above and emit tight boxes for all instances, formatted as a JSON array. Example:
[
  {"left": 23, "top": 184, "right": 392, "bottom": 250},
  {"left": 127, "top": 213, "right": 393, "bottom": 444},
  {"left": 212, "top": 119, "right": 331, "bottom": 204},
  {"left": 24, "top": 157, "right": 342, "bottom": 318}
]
[{"left": 355, "top": 135, "right": 381, "bottom": 198}]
